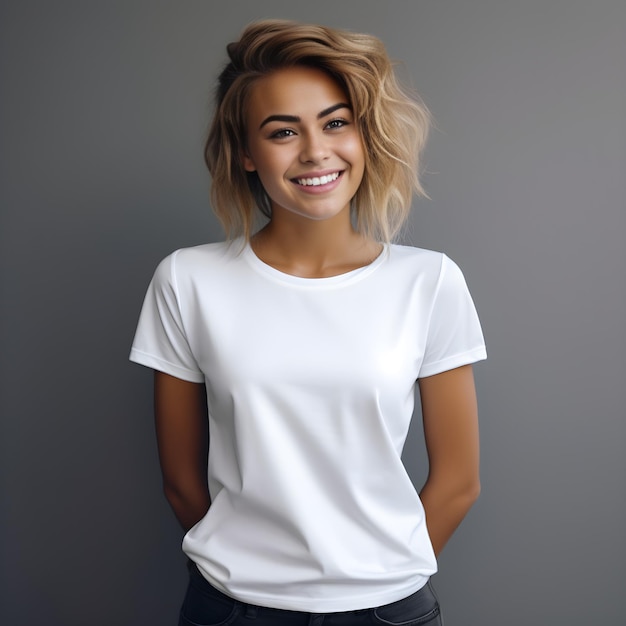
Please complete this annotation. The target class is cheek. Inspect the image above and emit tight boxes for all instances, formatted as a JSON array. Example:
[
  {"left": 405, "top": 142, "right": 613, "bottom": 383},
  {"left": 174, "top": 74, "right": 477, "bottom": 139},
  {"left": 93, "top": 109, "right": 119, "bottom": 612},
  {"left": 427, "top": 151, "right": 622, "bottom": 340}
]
[
  {"left": 256, "top": 149, "right": 293, "bottom": 184},
  {"left": 251, "top": 153, "right": 292, "bottom": 197},
  {"left": 344, "top": 135, "right": 365, "bottom": 165}
]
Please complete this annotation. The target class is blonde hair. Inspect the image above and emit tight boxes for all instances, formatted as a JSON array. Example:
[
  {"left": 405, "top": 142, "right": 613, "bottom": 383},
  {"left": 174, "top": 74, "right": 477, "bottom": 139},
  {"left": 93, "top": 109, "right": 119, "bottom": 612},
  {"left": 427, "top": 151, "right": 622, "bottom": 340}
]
[{"left": 205, "top": 19, "right": 430, "bottom": 242}]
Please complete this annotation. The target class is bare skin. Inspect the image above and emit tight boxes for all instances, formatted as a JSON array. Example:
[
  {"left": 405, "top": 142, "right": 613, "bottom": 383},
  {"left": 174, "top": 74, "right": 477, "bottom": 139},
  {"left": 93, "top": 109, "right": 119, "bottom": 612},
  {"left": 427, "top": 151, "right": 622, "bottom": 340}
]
[
  {"left": 250, "top": 219, "right": 382, "bottom": 279},
  {"left": 418, "top": 365, "right": 481, "bottom": 556},
  {"left": 154, "top": 372, "right": 210, "bottom": 530}
]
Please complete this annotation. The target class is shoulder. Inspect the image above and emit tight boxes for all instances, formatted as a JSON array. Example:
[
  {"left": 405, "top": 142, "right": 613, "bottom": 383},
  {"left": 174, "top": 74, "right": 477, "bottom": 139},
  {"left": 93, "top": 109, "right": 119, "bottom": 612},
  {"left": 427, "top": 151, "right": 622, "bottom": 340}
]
[
  {"left": 169, "top": 239, "right": 237, "bottom": 269},
  {"left": 387, "top": 242, "right": 443, "bottom": 265},
  {"left": 386, "top": 242, "right": 450, "bottom": 279},
  {"left": 153, "top": 239, "right": 242, "bottom": 282},
  {"left": 385, "top": 243, "right": 471, "bottom": 297}
]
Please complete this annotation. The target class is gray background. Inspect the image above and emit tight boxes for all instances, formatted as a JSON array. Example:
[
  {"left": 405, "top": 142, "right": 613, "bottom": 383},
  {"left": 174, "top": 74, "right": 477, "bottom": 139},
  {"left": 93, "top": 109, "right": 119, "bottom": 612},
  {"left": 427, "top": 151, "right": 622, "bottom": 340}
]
[{"left": 1, "top": 1, "right": 624, "bottom": 624}]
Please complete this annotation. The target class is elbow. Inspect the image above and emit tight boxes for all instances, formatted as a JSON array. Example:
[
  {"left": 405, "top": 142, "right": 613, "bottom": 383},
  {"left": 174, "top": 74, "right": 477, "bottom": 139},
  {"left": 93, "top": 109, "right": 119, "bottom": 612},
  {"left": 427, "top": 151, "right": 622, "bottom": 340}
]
[
  {"left": 423, "top": 471, "right": 481, "bottom": 508},
  {"left": 163, "top": 481, "right": 193, "bottom": 504},
  {"left": 162, "top": 482, "right": 181, "bottom": 508},
  {"left": 162, "top": 478, "right": 192, "bottom": 508},
  {"left": 162, "top": 481, "right": 210, "bottom": 531},
  {"left": 468, "top": 479, "right": 481, "bottom": 504},
  {"left": 162, "top": 481, "right": 179, "bottom": 502},
  {"left": 450, "top": 475, "right": 481, "bottom": 510},
  {"left": 462, "top": 476, "right": 481, "bottom": 509},
  {"left": 463, "top": 468, "right": 481, "bottom": 499}
]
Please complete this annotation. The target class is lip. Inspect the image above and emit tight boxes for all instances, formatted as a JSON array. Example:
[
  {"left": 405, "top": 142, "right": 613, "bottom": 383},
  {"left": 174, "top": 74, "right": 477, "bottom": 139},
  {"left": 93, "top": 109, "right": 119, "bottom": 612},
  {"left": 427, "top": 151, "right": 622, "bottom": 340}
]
[{"left": 290, "top": 170, "right": 344, "bottom": 194}]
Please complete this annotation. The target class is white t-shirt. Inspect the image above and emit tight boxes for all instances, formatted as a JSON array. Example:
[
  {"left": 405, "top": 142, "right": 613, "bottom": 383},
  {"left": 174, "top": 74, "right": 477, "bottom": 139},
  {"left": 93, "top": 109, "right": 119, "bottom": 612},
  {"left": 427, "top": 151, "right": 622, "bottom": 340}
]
[{"left": 130, "top": 239, "right": 486, "bottom": 612}]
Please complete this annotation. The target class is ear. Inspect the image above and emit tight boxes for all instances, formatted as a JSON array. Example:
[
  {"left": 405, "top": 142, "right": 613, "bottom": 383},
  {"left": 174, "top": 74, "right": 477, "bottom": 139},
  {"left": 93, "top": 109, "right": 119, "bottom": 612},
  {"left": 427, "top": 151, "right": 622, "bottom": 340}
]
[{"left": 242, "top": 150, "right": 256, "bottom": 172}]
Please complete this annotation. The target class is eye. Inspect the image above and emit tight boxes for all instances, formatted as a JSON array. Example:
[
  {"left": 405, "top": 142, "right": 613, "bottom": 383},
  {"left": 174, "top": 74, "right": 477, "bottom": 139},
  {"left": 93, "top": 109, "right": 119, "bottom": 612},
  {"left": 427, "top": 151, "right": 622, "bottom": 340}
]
[
  {"left": 269, "top": 128, "right": 296, "bottom": 139},
  {"left": 325, "top": 118, "right": 349, "bottom": 130}
]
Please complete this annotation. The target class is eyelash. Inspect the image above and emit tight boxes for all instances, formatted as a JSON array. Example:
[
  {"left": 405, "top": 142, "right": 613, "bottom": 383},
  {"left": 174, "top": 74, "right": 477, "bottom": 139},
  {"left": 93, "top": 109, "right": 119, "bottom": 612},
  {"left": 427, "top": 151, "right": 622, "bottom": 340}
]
[
  {"left": 270, "top": 129, "right": 296, "bottom": 139},
  {"left": 325, "top": 118, "right": 349, "bottom": 130},
  {"left": 269, "top": 118, "right": 350, "bottom": 139}
]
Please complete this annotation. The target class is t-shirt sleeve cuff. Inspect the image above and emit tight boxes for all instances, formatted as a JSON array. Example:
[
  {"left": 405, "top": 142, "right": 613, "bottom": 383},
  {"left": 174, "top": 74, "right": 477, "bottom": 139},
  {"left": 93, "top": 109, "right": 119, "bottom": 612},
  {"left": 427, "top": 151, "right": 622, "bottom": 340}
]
[
  {"left": 418, "top": 346, "right": 487, "bottom": 379},
  {"left": 129, "top": 348, "right": 205, "bottom": 383}
]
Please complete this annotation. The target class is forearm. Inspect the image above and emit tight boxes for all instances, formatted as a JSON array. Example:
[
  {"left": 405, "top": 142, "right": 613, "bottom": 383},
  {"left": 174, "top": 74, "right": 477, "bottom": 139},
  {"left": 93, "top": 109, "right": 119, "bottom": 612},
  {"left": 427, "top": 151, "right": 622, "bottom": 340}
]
[
  {"left": 417, "top": 365, "right": 481, "bottom": 557},
  {"left": 419, "top": 476, "right": 480, "bottom": 557},
  {"left": 163, "top": 482, "right": 211, "bottom": 531},
  {"left": 154, "top": 373, "right": 210, "bottom": 532}
]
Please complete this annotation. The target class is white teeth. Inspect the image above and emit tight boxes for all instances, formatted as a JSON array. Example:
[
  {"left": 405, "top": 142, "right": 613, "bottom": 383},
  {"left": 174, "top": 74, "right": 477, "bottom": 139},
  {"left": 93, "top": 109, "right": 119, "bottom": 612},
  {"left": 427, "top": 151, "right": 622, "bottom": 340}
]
[{"left": 297, "top": 172, "right": 340, "bottom": 186}]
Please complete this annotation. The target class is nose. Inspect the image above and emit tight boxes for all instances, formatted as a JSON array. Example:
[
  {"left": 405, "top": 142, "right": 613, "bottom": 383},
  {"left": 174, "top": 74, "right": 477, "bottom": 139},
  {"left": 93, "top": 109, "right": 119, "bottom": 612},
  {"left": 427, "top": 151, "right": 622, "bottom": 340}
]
[{"left": 299, "top": 131, "right": 330, "bottom": 164}]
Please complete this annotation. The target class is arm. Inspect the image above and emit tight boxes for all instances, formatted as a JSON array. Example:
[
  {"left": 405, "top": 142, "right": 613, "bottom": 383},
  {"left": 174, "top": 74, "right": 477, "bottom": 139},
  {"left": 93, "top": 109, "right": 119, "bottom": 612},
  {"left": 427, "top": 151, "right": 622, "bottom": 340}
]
[
  {"left": 417, "top": 364, "right": 481, "bottom": 557},
  {"left": 154, "top": 370, "right": 211, "bottom": 531}
]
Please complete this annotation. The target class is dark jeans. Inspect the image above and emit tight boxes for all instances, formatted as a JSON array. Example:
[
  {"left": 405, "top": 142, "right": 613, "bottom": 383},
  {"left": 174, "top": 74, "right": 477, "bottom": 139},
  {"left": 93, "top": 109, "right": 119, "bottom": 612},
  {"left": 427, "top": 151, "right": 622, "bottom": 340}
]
[{"left": 179, "top": 564, "right": 442, "bottom": 626}]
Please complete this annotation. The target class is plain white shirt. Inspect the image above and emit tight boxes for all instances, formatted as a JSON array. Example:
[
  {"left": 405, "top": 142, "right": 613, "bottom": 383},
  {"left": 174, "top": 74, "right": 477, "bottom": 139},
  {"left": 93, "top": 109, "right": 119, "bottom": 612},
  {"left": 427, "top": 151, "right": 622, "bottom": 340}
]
[{"left": 130, "top": 240, "right": 486, "bottom": 612}]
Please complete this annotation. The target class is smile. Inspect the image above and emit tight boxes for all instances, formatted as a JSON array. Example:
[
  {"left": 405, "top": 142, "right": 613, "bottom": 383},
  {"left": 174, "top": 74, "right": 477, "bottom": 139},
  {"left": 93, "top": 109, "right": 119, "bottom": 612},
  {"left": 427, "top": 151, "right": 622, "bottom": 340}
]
[{"left": 294, "top": 172, "right": 341, "bottom": 187}]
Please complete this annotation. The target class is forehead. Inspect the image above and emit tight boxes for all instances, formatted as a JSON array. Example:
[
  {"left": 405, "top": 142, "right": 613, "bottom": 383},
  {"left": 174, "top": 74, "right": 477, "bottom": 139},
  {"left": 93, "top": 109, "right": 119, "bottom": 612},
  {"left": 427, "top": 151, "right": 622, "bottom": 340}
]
[{"left": 246, "top": 66, "right": 348, "bottom": 123}]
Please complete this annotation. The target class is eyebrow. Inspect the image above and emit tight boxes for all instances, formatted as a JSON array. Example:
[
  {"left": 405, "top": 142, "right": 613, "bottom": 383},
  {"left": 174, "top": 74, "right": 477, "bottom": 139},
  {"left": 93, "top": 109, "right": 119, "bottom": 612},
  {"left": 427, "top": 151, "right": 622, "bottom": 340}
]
[{"left": 259, "top": 103, "right": 352, "bottom": 129}]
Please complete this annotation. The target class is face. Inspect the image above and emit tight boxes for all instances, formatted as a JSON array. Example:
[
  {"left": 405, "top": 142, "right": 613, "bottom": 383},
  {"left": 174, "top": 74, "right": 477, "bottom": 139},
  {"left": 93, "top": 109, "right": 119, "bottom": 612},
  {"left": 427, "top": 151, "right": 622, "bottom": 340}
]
[{"left": 242, "top": 66, "right": 365, "bottom": 224}]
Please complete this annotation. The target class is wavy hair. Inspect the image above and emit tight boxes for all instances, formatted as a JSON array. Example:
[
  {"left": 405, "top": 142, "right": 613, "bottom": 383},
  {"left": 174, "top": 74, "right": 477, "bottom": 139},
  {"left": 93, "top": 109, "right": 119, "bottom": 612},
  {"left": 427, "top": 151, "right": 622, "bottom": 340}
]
[{"left": 205, "top": 20, "right": 430, "bottom": 242}]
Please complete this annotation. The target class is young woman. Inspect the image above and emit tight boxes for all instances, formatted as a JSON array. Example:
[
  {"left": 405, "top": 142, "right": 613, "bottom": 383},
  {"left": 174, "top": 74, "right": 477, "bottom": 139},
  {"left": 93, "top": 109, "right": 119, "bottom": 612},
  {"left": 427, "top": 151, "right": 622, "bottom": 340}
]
[{"left": 131, "top": 20, "right": 486, "bottom": 626}]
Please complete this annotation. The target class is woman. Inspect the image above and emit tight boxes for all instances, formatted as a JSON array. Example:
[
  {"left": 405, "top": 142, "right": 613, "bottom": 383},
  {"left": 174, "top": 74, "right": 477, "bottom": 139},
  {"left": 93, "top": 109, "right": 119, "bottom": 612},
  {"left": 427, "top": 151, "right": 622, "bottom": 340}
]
[{"left": 131, "top": 20, "right": 486, "bottom": 626}]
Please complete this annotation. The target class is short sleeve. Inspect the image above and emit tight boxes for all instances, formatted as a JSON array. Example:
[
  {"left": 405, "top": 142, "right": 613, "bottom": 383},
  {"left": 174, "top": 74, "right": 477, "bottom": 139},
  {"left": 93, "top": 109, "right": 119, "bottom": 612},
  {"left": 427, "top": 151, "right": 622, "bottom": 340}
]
[
  {"left": 418, "top": 255, "right": 487, "bottom": 378},
  {"left": 129, "top": 251, "right": 205, "bottom": 383}
]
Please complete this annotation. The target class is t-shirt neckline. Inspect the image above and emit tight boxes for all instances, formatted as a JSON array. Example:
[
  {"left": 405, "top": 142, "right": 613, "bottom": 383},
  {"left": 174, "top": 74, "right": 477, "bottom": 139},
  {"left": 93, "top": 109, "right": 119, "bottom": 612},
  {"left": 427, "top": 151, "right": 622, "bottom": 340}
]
[{"left": 242, "top": 240, "right": 389, "bottom": 288}]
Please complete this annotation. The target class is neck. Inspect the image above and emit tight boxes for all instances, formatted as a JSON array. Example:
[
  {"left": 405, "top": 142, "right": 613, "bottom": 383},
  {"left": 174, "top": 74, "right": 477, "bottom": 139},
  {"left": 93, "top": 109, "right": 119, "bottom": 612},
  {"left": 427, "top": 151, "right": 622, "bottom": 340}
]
[{"left": 250, "top": 212, "right": 382, "bottom": 279}]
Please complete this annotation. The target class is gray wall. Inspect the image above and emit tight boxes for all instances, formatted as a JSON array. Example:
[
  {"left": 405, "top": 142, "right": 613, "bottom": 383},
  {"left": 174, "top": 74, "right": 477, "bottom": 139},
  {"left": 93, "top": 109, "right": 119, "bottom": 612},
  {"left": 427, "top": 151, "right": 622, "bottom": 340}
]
[{"left": 1, "top": 1, "right": 624, "bottom": 624}]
